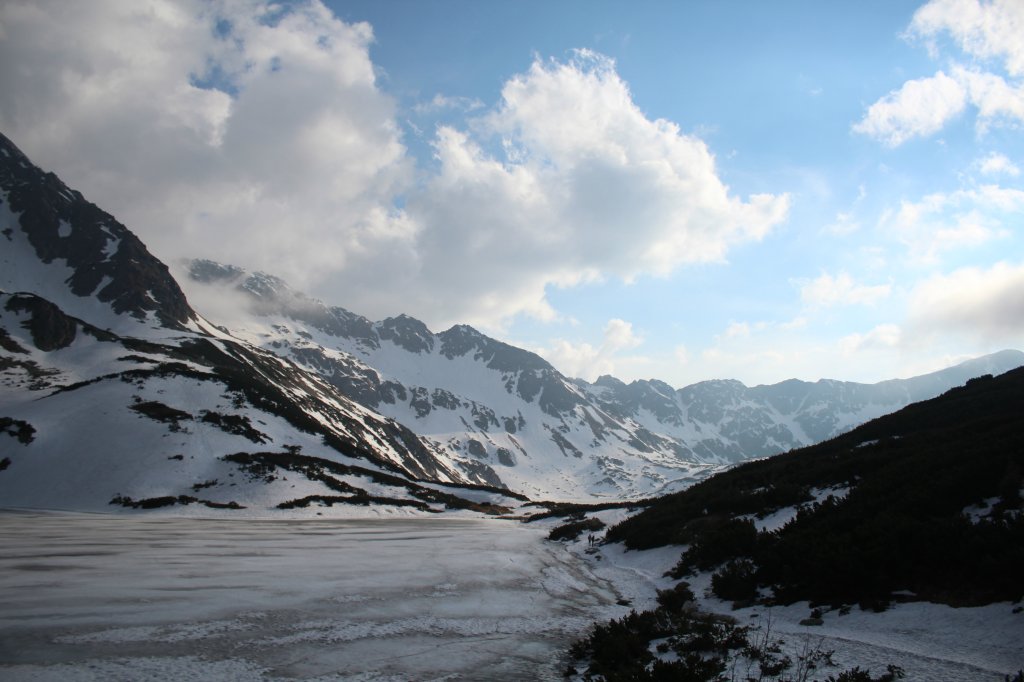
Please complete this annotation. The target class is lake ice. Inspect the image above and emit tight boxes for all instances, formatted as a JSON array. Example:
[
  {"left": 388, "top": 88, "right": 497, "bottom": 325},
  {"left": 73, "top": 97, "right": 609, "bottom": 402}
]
[{"left": 0, "top": 512, "right": 623, "bottom": 681}]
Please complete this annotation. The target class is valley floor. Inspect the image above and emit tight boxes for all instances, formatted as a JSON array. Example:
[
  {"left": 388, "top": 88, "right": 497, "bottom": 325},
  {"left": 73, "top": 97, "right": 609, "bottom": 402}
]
[{"left": 0, "top": 511, "right": 626, "bottom": 681}]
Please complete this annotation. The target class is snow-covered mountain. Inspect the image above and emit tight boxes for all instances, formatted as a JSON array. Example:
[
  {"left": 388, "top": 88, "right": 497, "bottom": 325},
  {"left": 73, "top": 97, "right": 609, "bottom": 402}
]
[
  {"left": 3, "top": 127, "right": 1021, "bottom": 509},
  {"left": 0, "top": 131, "right": 521, "bottom": 514},
  {"left": 184, "top": 260, "right": 1024, "bottom": 501}
]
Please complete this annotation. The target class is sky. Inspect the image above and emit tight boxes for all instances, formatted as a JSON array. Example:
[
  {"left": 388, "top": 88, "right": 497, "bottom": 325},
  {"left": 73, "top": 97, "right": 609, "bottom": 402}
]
[{"left": 1, "top": 0, "right": 1023, "bottom": 388}]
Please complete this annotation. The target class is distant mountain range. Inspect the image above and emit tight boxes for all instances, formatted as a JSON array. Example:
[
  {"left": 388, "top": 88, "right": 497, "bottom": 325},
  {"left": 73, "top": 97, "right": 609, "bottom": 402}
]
[
  {"left": 186, "top": 258, "right": 1023, "bottom": 500},
  {"left": 1, "top": 129, "right": 1022, "bottom": 510}
]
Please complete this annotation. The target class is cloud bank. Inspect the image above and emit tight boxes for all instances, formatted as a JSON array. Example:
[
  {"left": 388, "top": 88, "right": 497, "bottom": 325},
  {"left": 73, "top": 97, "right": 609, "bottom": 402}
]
[{"left": 0, "top": 1, "right": 788, "bottom": 332}]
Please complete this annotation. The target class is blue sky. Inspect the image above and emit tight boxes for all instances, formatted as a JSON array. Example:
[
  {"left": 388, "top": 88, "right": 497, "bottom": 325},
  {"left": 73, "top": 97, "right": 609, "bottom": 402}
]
[{"left": 2, "top": 0, "right": 1022, "bottom": 387}]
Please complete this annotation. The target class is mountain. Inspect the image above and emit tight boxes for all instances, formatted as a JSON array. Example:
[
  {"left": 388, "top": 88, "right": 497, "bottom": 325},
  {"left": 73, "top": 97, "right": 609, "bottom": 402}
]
[
  {"left": 3, "top": 127, "right": 1022, "bottom": 511},
  {"left": 184, "top": 260, "right": 1024, "bottom": 501},
  {"left": 603, "top": 364, "right": 1024, "bottom": 607},
  {"left": 559, "top": 367, "right": 1024, "bottom": 681},
  {"left": 0, "top": 131, "right": 520, "bottom": 514}
]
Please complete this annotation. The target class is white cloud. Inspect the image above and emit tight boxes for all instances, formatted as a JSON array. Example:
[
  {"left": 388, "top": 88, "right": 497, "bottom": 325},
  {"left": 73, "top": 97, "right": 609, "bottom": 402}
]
[
  {"left": 882, "top": 184, "right": 1023, "bottom": 262},
  {"left": 392, "top": 50, "right": 789, "bottom": 328},
  {"left": 413, "top": 94, "right": 485, "bottom": 115},
  {"left": 977, "top": 152, "right": 1021, "bottom": 176},
  {"left": 908, "top": 261, "right": 1024, "bottom": 342},
  {"left": 603, "top": 318, "right": 643, "bottom": 351},
  {"left": 855, "top": 0, "right": 1024, "bottom": 146},
  {"left": 852, "top": 71, "right": 966, "bottom": 146},
  {"left": 538, "top": 318, "right": 644, "bottom": 381},
  {"left": 798, "top": 272, "right": 891, "bottom": 308},
  {"left": 839, "top": 324, "right": 902, "bottom": 355},
  {"left": 0, "top": 6, "right": 788, "bottom": 331},
  {"left": 910, "top": 0, "right": 1024, "bottom": 76},
  {"left": 954, "top": 65, "right": 1024, "bottom": 131},
  {"left": 824, "top": 211, "right": 861, "bottom": 236},
  {"left": 722, "top": 322, "right": 751, "bottom": 339},
  {"left": 0, "top": 0, "right": 412, "bottom": 294}
]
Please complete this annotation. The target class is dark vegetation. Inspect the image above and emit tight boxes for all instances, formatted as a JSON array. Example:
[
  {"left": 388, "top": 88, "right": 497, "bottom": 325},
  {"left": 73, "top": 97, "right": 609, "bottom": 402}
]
[
  {"left": 566, "top": 588, "right": 905, "bottom": 681},
  {"left": 200, "top": 410, "right": 269, "bottom": 443},
  {"left": 277, "top": 494, "right": 432, "bottom": 511},
  {"left": 525, "top": 498, "right": 652, "bottom": 522},
  {"left": 605, "top": 367, "right": 1024, "bottom": 608},
  {"left": 109, "top": 494, "right": 243, "bottom": 510},
  {"left": 129, "top": 400, "right": 192, "bottom": 430},
  {"left": 0, "top": 417, "right": 36, "bottom": 444},
  {"left": 549, "top": 516, "right": 605, "bottom": 541},
  {"left": 225, "top": 450, "right": 513, "bottom": 515}
]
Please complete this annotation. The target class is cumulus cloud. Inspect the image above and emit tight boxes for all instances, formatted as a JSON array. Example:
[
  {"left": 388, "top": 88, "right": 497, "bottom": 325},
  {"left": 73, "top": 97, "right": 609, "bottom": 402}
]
[
  {"left": 852, "top": 71, "right": 967, "bottom": 146},
  {"left": 908, "top": 261, "right": 1024, "bottom": 341},
  {"left": 977, "top": 152, "right": 1021, "bottom": 176},
  {"left": 413, "top": 94, "right": 485, "bottom": 115},
  {"left": 798, "top": 271, "right": 891, "bottom": 308},
  {"left": 953, "top": 65, "right": 1024, "bottom": 132},
  {"left": 0, "top": 4, "right": 788, "bottom": 331},
  {"left": 377, "top": 49, "right": 789, "bottom": 328},
  {"left": 855, "top": 0, "right": 1024, "bottom": 145},
  {"left": 839, "top": 324, "right": 902, "bottom": 355},
  {"left": 910, "top": 0, "right": 1024, "bottom": 76},
  {"left": 539, "top": 318, "right": 644, "bottom": 381},
  {"left": 881, "top": 184, "right": 1023, "bottom": 262},
  {"left": 0, "top": 0, "right": 413, "bottom": 294}
]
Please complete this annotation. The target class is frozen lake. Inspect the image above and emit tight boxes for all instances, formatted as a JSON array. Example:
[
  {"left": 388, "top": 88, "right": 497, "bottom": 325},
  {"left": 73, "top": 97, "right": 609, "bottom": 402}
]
[{"left": 0, "top": 512, "right": 623, "bottom": 681}]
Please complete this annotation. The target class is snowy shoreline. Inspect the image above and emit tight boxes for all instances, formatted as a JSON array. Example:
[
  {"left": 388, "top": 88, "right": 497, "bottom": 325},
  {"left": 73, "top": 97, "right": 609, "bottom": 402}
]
[{"left": 558, "top": 508, "right": 1024, "bottom": 682}]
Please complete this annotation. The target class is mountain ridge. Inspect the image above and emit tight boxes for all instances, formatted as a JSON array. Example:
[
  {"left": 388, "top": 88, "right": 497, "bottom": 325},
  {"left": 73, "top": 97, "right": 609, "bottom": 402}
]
[
  {"left": 183, "top": 257, "right": 1024, "bottom": 500},
  {"left": 0, "top": 130, "right": 526, "bottom": 513},
  {"left": 3, "top": 126, "right": 1022, "bottom": 510}
]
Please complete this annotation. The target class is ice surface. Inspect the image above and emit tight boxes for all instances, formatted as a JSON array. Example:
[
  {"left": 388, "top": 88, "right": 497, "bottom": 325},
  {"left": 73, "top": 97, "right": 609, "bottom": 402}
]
[{"left": 0, "top": 511, "right": 629, "bottom": 681}]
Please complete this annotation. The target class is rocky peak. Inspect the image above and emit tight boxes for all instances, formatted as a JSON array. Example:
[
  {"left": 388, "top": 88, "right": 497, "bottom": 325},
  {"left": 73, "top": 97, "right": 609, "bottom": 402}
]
[
  {"left": 377, "top": 314, "right": 434, "bottom": 354},
  {"left": 0, "top": 132, "right": 195, "bottom": 329},
  {"left": 187, "top": 259, "right": 245, "bottom": 285}
]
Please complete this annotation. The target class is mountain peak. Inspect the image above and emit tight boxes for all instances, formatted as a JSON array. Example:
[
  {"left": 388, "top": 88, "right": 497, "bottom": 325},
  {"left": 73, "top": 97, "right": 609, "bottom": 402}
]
[
  {"left": 377, "top": 314, "right": 434, "bottom": 354},
  {"left": 187, "top": 259, "right": 245, "bottom": 285},
  {"left": 1, "top": 132, "right": 195, "bottom": 330}
]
